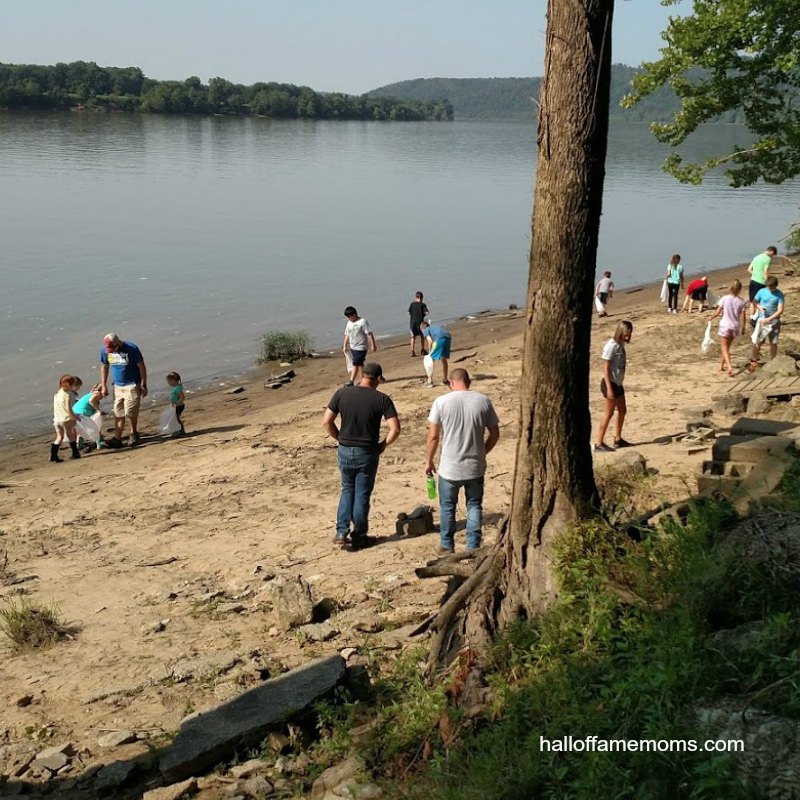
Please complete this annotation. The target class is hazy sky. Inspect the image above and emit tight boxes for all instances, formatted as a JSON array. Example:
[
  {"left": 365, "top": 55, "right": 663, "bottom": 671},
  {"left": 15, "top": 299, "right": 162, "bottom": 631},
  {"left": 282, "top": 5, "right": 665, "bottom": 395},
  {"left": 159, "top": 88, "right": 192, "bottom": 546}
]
[{"left": 0, "top": 1, "right": 675, "bottom": 94}]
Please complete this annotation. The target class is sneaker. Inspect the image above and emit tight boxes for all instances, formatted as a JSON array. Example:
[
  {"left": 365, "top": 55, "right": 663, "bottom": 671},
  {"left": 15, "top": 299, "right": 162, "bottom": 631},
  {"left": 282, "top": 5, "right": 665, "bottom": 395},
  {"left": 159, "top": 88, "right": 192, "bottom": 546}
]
[
  {"left": 614, "top": 438, "right": 633, "bottom": 448},
  {"left": 593, "top": 442, "right": 614, "bottom": 452},
  {"left": 333, "top": 536, "right": 349, "bottom": 549},
  {"left": 421, "top": 348, "right": 428, "bottom": 356},
  {"left": 104, "top": 437, "right": 122, "bottom": 449},
  {"left": 425, "top": 381, "right": 434, "bottom": 388},
  {"left": 437, "top": 545, "right": 455, "bottom": 555}
]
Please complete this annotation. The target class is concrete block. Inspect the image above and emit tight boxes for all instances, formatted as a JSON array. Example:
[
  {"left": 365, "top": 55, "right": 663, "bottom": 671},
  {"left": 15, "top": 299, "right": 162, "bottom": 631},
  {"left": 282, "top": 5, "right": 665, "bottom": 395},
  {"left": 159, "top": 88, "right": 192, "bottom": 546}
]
[
  {"left": 729, "top": 418, "right": 800, "bottom": 438},
  {"left": 697, "top": 474, "right": 742, "bottom": 498},
  {"left": 711, "top": 435, "right": 794, "bottom": 464},
  {"left": 160, "top": 655, "right": 345, "bottom": 782},
  {"left": 701, "top": 461, "right": 755, "bottom": 478}
]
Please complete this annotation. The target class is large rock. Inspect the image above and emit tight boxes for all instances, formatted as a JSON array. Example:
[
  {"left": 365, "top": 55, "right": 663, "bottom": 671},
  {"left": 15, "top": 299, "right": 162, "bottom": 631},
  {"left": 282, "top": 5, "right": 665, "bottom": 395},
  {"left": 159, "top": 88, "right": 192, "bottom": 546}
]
[
  {"left": 711, "top": 434, "right": 794, "bottom": 463},
  {"left": 612, "top": 450, "right": 647, "bottom": 474},
  {"left": 729, "top": 418, "right": 799, "bottom": 437},
  {"left": 697, "top": 702, "right": 800, "bottom": 798},
  {"left": 142, "top": 777, "right": 198, "bottom": 800},
  {"left": 266, "top": 576, "right": 314, "bottom": 630},
  {"left": 746, "top": 393, "right": 771, "bottom": 415},
  {"left": 311, "top": 755, "right": 364, "bottom": 799},
  {"left": 160, "top": 655, "right": 345, "bottom": 782},
  {"left": 762, "top": 354, "right": 799, "bottom": 377},
  {"left": 711, "top": 392, "right": 746, "bottom": 417}
]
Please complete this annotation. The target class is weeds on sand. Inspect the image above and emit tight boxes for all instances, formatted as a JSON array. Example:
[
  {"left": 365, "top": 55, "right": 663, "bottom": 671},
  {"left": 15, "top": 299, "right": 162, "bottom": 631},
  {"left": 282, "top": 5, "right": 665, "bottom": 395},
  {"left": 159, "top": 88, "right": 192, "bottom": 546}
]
[
  {"left": 0, "top": 596, "right": 72, "bottom": 651},
  {"left": 257, "top": 330, "right": 312, "bottom": 363}
]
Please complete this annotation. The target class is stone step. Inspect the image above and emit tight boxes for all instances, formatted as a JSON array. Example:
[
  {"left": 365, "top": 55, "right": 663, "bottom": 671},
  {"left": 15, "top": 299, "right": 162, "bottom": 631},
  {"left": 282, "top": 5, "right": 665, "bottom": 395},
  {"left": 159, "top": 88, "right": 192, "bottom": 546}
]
[
  {"left": 711, "top": 435, "right": 795, "bottom": 463},
  {"left": 729, "top": 418, "right": 800, "bottom": 438},
  {"left": 697, "top": 474, "right": 742, "bottom": 498},
  {"left": 701, "top": 460, "right": 755, "bottom": 478}
]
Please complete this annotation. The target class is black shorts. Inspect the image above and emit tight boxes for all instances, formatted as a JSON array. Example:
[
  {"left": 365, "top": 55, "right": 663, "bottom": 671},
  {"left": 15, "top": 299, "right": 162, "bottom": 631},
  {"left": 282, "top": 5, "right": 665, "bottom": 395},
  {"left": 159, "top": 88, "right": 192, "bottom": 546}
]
[
  {"left": 749, "top": 280, "right": 765, "bottom": 302},
  {"left": 691, "top": 287, "right": 708, "bottom": 301},
  {"left": 410, "top": 322, "right": 423, "bottom": 336},
  {"left": 598, "top": 292, "right": 609, "bottom": 305},
  {"left": 601, "top": 379, "right": 624, "bottom": 399},
  {"left": 350, "top": 348, "right": 367, "bottom": 367}
]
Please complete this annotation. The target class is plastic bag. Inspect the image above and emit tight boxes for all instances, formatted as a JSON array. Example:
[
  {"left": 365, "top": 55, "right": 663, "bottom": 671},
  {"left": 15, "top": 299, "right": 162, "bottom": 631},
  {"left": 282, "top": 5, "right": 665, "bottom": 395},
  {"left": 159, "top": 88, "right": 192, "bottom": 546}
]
[
  {"left": 423, "top": 354, "right": 434, "bottom": 380},
  {"left": 594, "top": 295, "right": 605, "bottom": 314},
  {"left": 159, "top": 406, "right": 182, "bottom": 435},
  {"left": 660, "top": 280, "right": 669, "bottom": 304},
  {"left": 706, "top": 289, "right": 718, "bottom": 307},
  {"left": 344, "top": 346, "right": 353, "bottom": 374},
  {"left": 701, "top": 322, "right": 714, "bottom": 353},
  {"left": 75, "top": 411, "right": 102, "bottom": 445}
]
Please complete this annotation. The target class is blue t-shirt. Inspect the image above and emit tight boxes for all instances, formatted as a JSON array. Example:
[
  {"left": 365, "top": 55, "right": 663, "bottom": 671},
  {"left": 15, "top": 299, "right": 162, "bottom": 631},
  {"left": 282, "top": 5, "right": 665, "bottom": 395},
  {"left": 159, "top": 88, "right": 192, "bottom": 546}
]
[
  {"left": 666, "top": 263, "right": 683, "bottom": 284},
  {"left": 426, "top": 325, "right": 450, "bottom": 340},
  {"left": 754, "top": 288, "right": 785, "bottom": 320},
  {"left": 100, "top": 341, "right": 144, "bottom": 386}
]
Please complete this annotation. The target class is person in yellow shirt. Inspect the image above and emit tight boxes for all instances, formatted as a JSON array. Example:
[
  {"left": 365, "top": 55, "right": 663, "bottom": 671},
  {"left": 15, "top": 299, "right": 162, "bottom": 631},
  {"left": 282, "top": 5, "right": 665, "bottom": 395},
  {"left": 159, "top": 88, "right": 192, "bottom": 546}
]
[{"left": 52, "top": 375, "right": 81, "bottom": 463}]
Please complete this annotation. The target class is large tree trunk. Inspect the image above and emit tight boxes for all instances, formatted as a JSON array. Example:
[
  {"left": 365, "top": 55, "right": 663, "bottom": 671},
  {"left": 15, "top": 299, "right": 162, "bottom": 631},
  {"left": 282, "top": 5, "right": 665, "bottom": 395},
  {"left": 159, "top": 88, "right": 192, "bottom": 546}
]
[{"left": 427, "top": 0, "right": 614, "bottom": 668}]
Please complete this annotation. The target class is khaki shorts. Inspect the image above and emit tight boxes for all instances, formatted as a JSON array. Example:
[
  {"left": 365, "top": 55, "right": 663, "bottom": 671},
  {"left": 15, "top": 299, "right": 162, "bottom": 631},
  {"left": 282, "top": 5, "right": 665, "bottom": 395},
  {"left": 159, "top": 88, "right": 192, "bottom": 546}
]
[{"left": 114, "top": 384, "right": 141, "bottom": 418}]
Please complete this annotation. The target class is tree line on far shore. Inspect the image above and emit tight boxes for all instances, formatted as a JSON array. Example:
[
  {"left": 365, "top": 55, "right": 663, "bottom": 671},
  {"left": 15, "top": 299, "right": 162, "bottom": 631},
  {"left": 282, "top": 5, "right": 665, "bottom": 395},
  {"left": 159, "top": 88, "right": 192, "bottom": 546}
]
[{"left": 0, "top": 61, "right": 454, "bottom": 121}]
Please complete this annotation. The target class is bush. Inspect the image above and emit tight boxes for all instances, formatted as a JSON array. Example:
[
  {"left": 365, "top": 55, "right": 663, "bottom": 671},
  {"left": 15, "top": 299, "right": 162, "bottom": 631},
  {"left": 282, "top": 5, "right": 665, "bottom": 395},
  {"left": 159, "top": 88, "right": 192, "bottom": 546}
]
[
  {"left": 257, "top": 330, "right": 312, "bottom": 364},
  {"left": 0, "top": 596, "right": 70, "bottom": 651}
]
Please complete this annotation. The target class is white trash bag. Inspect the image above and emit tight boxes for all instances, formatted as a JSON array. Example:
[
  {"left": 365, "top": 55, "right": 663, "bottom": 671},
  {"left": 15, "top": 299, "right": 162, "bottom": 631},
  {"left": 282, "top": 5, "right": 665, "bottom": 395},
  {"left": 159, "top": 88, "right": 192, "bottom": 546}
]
[
  {"left": 75, "top": 411, "right": 102, "bottom": 445},
  {"left": 423, "top": 354, "right": 434, "bottom": 381},
  {"left": 159, "top": 406, "right": 182, "bottom": 436},
  {"left": 701, "top": 322, "right": 715, "bottom": 354},
  {"left": 344, "top": 345, "right": 353, "bottom": 375},
  {"left": 660, "top": 279, "right": 669, "bottom": 304},
  {"left": 706, "top": 289, "right": 718, "bottom": 307},
  {"left": 594, "top": 295, "right": 605, "bottom": 314}
]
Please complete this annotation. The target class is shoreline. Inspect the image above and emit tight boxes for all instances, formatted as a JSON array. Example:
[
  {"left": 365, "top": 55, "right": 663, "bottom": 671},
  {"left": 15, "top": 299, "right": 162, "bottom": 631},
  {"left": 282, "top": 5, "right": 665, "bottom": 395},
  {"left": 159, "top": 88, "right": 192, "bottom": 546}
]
[{"left": 0, "top": 253, "right": 790, "bottom": 450}]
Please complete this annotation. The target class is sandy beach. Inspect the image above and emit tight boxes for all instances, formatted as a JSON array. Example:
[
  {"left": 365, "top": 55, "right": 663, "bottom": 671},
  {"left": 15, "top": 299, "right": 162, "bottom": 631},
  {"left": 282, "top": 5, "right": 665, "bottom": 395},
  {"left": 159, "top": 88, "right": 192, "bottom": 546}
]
[{"left": 1, "top": 255, "right": 798, "bottom": 790}]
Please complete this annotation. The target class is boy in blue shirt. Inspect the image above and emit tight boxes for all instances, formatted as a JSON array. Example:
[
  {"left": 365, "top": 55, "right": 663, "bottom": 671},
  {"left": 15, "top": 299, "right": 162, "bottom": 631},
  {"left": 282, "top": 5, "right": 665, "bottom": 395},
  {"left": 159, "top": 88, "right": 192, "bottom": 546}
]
[
  {"left": 751, "top": 276, "right": 785, "bottom": 366},
  {"left": 420, "top": 321, "right": 452, "bottom": 386}
]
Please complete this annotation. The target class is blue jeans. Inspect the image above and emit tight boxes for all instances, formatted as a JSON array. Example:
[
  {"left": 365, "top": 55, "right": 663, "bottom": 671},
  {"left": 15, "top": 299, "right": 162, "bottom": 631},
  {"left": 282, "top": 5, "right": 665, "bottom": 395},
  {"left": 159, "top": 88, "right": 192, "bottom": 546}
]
[
  {"left": 439, "top": 476, "right": 484, "bottom": 550},
  {"left": 336, "top": 446, "right": 380, "bottom": 540}
]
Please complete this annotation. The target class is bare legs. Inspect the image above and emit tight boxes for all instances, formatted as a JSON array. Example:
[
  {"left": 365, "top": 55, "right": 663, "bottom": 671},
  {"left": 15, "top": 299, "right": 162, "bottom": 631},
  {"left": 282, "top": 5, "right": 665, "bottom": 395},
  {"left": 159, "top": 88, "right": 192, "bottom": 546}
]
[
  {"left": 596, "top": 395, "right": 626, "bottom": 447},
  {"left": 719, "top": 335, "right": 734, "bottom": 375}
]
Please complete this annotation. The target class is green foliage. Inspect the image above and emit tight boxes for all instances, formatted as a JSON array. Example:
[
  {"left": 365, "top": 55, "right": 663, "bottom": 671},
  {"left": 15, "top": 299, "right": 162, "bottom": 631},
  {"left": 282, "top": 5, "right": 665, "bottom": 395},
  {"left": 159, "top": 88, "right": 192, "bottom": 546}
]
[
  {"left": 257, "top": 330, "right": 311, "bottom": 364},
  {"left": 0, "top": 596, "right": 71, "bottom": 651},
  {"left": 0, "top": 61, "right": 451, "bottom": 121},
  {"left": 625, "top": 0, "right": 800, "bottom": 189}
]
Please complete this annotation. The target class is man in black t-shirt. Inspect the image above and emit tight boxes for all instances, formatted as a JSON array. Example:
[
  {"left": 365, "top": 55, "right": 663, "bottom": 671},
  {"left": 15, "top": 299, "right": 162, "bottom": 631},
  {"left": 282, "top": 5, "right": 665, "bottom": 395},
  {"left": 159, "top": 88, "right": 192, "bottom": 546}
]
[
  {"left": 408, "top": 291, "right": 430, "bottom": 357},
  {"left": 322, "top": 362, "right": 401, "bottom": 550}
]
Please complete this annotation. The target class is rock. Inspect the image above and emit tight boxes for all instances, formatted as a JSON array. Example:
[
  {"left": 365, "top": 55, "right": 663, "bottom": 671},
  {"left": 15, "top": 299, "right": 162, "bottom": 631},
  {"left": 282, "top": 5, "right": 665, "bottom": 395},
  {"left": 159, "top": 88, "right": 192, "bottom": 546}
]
[
  {"left": 747, "top": 393, "right": 771, "bottom": 414},
  {"left": 228, "top": 759, "right": 266, "bottom": 779},
  {"left": 762, "top": 354, "right": 799, "bottom": 377},
  {"left": 353, "top": 785, "right": 383, "bottom": 799},
  {"left": 98, "top": 730, "right": 137, "bottom": 748},
  {"left": 237, "top": 776, "right": 272, "bottom": 797},
  {"left": 351, "top": 613, "right": 384, "bottom": 633},
  {"left": 303, "top": 621, "right": 341, "bottom": 642},
  {"left": 141, "top": 619, "right": 170, "bottom": 635},
  {"left": 266, "top": 576, "right": 314, "bottom": 630},
  {"left": 340, "top": 647, "right": 358, "bottom": 661},
  {"left": 712, "top": 435, "right": 794, "bottom": 463},
  {"left": 219, "top": 603, "right": 246, "bottom": 614},
  {"left": 395, "top": 508, "right": 434, "bottom": 537},
  {"left": 15, "top": 695, "right": 33, "bottom": 708},
  {"left": 612, "top": 450, "right": 647, "bottom": 474},
  {"left": 160, "top": 655, "right": 346, "bottom": 782},
  {"left": 712, "top": 393, "right": 746, "bottom": 416},
  {"left": 170, "top": 651, "right": 240, "bottom": 683},
  {"left": 36, "top": 743, "right": 74, "bottom": 758},
  {"left": 730, "top": 418, "right": 800, "bottom": 437},
  {"left": 311, "top": 756, "right": 364, "bottom": 799},
  {"left": 681, "top": 405, "right": 713, "bottom": 420},
  {"left": 223, "top": 386, "right": 246, "bottom": 395},
  {"left": 94, "top": 759, "right": 140, "bottom": 793},
  {"left": 697, "top": 701, "right": 800, "bottom": 798},
  {"left": 142, "top": 777, "right": 199, "bottom": 800}
]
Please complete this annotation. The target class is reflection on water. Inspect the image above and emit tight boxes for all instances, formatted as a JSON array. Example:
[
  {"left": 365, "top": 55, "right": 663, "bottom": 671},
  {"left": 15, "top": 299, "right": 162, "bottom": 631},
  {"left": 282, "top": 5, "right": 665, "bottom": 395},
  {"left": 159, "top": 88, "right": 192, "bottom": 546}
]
[{"left": 0, "top": 113, "right": 797, "bottom": 428}]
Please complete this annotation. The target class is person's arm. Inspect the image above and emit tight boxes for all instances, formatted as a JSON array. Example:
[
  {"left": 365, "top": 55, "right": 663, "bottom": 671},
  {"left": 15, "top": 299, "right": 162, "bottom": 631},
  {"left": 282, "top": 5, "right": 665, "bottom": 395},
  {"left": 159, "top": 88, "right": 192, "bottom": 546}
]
[
  {"left": 100, "top": 362, "right": 109, "bottom": 398},
  {"left": 485, "top": 424, "right": 500, "bottom": 455},
  {"left": 379, "top": 416, "right": 400, "bottom": 453},
  {"left": 709, "top": 301, "right": 722, "bottom": 321},
  {"left": 369, "top": 332, "right": 377, "bottom": 352},
  {"left": 609, "top": 282, "right": 614, "bottom": 298},
  {"left": 603, "top": 359, "right": 613, "bottom": 387},
  {"left": 595, "top": 281, "right": 601, "bottom": 296},
  {"left": 342, "top": 333, "right": 349, "bottom": 353},
  {"left": 738, "top": 305, "right": 747, "bottom": 335},
  {"left": 425, "top": 422, "right": 441, "bottom": 474},
  {"left": 322, "top": 408, "right": 339, "bottom": 442},
  {"left": 680, "top": 268, "right": 684, "bottom": 290},
  {"left": 138, "top": 360, "right": 148, "bottom": 397}
]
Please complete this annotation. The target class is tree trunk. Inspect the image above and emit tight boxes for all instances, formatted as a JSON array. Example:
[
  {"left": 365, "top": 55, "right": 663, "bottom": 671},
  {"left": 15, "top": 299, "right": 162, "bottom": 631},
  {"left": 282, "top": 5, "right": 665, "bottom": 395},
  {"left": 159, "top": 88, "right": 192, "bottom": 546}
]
[{"left": 429, "top": 0, "right": 614, "bottom": 668}]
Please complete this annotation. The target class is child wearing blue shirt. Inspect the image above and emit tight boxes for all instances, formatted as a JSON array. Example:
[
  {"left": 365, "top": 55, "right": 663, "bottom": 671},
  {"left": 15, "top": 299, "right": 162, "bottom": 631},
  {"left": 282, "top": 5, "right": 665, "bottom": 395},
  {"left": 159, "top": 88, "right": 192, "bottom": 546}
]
[
  {"left": 751, "top": 276, "right": 785, "bottom": 366},
  {"left": 166, "top": 371, "right": 186, "bottom": 436}
]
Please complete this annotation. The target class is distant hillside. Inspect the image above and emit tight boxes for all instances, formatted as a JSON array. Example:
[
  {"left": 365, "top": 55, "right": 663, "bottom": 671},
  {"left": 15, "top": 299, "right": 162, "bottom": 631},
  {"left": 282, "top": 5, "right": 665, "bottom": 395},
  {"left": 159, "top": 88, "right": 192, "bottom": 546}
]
[{"left": 369, "top": 64, "right": 746, "bottom": 123}]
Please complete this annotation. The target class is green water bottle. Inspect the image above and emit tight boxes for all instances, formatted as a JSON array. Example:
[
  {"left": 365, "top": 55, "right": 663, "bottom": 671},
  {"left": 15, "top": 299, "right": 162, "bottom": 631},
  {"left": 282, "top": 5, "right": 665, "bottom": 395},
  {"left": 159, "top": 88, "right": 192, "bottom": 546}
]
[{"left": 426, "top": 474, "right": 437, "bottom": 500}]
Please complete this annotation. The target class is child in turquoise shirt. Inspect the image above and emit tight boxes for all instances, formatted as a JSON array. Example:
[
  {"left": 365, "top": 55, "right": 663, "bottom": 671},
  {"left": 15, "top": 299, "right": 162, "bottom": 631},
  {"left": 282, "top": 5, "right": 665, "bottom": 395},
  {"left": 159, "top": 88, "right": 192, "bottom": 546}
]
[{"left": 166, "top": 371, "right": 186, "bottom": 436}]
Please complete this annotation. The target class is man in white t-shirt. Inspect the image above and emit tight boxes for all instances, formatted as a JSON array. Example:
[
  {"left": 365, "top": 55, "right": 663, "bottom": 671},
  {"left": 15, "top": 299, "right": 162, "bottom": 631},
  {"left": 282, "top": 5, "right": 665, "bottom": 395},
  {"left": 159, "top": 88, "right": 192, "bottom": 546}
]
[
  {"left": 343, "top": 306, "right": 377, "bottom": 385},
  {"left": 424, "top": 369, "right": 500, "bottom": 553}
]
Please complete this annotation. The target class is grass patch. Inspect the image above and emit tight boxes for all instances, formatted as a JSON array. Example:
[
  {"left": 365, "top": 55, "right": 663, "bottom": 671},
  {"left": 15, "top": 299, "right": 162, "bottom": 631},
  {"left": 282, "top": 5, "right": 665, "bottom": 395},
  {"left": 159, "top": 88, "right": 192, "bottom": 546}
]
[
  {"left": 0, "top": 596, "right": 72, "bottom": 651},
  {"left": 257, "top": 330, "right": 312, "bottom": 363}
]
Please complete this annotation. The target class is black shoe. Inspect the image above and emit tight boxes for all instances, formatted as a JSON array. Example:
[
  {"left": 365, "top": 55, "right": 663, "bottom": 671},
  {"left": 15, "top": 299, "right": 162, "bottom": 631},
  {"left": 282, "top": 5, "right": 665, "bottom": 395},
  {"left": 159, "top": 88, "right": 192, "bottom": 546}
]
[
  {"left": 70, "top": 442, "right": 81, "bottom": 459},
  {"left": 421, "top": 348, "right": 428, "bottom": 356},
  {"left": 49, "top": 443, "right": 63, "bottom": 463},
  {"left": 130, "top": 432, "right": 142, "bottom": 446},
  {"left": 614, "top": 438, "right": 633, "bottom": 448},
  {"left": 104, "top": 437, "right": 123, "bottom": 449},
  {"left": 343, "top": 381, "right": 354, "bottom": 387},
  {"left": 593, "top": 443, "right": 614, "bottom": 453},
  {"left": 349, "top": 535, "right": 377, "bottom": 551}
]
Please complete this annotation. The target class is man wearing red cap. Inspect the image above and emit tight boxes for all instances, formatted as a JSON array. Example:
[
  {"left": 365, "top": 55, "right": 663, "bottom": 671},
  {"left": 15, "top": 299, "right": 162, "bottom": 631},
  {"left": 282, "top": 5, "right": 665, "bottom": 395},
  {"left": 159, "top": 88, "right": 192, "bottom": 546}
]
[{"left": 100, "top": 333, "right": 148, "bottom": 447}]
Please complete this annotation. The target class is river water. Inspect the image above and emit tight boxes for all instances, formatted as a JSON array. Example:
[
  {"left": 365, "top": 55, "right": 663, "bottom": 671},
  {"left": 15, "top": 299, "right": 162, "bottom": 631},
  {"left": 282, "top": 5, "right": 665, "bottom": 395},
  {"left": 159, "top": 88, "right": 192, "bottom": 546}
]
[{"left": 1, "top": 112, "right": 797, "bottom": 431}]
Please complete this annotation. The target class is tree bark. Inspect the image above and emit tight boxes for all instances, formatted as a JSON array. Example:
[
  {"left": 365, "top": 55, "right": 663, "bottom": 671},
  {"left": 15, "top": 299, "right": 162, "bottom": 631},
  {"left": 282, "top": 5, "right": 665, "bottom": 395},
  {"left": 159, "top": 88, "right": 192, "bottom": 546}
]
[{"left": 429, "top": 0, "right": 614, "bottom": 668}]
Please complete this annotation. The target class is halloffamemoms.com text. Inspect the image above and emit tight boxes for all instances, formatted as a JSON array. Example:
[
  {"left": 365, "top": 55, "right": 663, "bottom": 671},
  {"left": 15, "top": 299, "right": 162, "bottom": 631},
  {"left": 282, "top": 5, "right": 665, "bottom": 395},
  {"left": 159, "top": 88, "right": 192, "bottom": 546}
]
[{"left": 540, "top": 736, "right": 744, "bottom": 753}]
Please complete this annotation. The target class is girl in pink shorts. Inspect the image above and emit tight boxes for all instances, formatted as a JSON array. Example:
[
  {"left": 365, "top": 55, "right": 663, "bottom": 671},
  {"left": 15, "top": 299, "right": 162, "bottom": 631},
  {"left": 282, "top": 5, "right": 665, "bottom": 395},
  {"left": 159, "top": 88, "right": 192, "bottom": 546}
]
[{"left": 709, "top": 279, "right": 747, "bottom": 376}]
